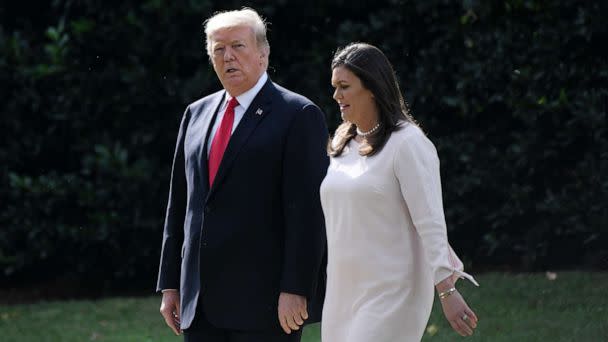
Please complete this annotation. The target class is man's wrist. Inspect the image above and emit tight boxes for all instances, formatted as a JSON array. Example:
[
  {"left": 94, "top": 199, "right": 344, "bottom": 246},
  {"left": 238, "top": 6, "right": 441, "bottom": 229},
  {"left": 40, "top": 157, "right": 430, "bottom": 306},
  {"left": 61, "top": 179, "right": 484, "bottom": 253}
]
[{"left": 161, "top": 289, "right": 178, "bottom": 293}]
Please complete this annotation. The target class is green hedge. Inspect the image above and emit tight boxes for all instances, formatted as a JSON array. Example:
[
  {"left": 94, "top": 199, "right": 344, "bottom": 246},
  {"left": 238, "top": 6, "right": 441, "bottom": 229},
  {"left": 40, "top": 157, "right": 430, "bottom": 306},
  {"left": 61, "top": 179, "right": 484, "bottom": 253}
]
[{"left": 1, "top": 0, "right": 606, "bottom": 291}]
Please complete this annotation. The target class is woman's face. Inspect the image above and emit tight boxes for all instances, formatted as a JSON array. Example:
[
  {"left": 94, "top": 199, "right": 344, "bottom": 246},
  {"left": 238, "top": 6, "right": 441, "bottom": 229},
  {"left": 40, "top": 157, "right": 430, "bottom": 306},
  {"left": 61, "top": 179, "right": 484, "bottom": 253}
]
[{"left": 331, "top": 66, "right": 377, "bottom": 125}]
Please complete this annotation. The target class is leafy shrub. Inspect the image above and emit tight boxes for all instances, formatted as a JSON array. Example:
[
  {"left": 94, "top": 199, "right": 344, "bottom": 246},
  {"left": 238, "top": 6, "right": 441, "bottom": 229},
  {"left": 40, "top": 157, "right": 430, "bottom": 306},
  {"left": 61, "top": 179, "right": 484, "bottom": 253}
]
[{"left": 1, "top": 0, "right": 606, "bottom": 292}]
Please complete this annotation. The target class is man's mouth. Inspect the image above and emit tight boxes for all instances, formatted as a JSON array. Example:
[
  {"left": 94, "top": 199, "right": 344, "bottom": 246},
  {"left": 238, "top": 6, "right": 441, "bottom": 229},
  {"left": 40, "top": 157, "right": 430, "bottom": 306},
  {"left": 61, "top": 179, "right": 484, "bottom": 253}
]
[{"left": 226, "top": 68, "right": 238, "bottom": 74}]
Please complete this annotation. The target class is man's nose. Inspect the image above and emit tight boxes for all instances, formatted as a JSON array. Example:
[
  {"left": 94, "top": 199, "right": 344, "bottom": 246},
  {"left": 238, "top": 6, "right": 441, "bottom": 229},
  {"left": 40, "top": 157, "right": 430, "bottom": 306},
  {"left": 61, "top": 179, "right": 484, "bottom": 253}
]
[{"left": 223, "top": 47, "right": 235, "bottom": 61}]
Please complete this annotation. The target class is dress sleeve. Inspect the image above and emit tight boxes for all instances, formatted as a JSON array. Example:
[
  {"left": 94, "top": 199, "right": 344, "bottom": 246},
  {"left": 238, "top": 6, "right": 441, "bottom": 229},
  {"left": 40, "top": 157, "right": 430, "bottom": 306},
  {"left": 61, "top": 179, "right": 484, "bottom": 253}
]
[{"left": 393, "top": 128, "right": 478, "bottom": 286}]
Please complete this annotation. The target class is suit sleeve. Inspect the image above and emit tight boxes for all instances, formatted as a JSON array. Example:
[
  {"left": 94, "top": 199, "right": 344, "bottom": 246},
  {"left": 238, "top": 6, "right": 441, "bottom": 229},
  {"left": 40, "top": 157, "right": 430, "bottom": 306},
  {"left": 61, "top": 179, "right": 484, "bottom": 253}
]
[
  {"left": 280, "top": 103, "right": 329, "bottom": 298},
  {"left": 156, "top": 107, "right": 190, "bottom": 292},
  {"left": 394, "top": 129, "right": 478, "bottom": 286}
]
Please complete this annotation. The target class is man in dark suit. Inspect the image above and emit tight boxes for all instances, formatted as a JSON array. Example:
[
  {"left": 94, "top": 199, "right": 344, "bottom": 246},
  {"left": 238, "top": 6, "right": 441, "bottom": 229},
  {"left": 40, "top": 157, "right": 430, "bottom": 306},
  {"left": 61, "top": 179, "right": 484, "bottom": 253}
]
[{"left": 156, "top": 7, "right": 328, "bottom": 342}]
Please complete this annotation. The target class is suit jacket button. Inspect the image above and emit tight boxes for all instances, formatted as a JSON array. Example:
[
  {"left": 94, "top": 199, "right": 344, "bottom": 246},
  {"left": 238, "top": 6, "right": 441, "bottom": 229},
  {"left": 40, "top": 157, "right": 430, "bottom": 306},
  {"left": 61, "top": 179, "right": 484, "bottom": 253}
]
[{"left": 204, "top": 205, "right": 212, "bottom": 213}]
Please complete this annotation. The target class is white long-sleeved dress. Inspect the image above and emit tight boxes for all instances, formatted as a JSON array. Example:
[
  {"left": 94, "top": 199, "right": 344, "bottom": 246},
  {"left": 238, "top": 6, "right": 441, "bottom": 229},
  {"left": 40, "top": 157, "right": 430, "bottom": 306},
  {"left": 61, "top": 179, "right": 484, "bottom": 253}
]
[{"left": 320, "top": 123, "right": 477, "bottom": 342}]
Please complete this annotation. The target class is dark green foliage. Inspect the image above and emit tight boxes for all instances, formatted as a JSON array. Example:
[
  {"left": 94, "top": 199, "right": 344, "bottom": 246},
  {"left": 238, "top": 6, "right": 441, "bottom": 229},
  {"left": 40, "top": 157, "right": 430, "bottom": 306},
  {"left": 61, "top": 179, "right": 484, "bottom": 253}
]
[{"left": 1, "top": 0, "right": 606, "bottom": 291}]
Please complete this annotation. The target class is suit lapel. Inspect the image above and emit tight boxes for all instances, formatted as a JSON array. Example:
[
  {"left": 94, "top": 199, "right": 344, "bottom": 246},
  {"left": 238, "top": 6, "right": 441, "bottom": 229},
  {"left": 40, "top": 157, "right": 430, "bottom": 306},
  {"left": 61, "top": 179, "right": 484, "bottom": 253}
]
[
  {"left": 197, "top": 92, "right": 226, "bottom": 196},
  {"left": 206, "top": 80, "right": 274, "bottom": 200}
]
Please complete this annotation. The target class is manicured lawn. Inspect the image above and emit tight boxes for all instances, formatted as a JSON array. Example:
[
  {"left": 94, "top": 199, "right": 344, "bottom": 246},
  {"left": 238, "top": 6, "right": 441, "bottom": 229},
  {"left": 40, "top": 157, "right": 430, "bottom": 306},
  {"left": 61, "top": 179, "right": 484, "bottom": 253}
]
[{"left": 0, "top": 272, "right": 606, "bottom": 341}]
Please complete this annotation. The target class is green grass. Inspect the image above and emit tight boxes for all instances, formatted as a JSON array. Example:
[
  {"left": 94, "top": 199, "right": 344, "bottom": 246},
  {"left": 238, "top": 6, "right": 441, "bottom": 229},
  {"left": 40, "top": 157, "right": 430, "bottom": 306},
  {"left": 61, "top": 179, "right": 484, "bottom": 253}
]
[{"left": 0, "top": 272, "right": 606, "bottom": 341}]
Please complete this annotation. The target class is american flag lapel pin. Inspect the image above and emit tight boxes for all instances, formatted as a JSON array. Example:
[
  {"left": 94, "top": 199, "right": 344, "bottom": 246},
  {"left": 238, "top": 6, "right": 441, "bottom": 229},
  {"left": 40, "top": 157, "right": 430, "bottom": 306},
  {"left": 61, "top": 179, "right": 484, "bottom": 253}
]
[{"left": 255, "top": 108, "right": 263, "bottom": 116}]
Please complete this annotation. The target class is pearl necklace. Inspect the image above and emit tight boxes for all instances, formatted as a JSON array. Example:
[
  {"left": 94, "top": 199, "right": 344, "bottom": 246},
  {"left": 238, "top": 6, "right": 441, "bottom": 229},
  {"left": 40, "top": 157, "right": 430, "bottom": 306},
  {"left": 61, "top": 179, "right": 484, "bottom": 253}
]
[{"left": 356, "top": 123, "right": 381, "bottom": 137}]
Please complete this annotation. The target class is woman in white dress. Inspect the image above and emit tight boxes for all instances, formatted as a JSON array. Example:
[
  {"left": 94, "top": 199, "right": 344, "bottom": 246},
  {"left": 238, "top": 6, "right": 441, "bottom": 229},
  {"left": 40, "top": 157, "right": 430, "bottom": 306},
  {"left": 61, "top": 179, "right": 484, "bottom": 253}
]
[{"left": 320, "top": 43, "right": 479, "bottom": 341}]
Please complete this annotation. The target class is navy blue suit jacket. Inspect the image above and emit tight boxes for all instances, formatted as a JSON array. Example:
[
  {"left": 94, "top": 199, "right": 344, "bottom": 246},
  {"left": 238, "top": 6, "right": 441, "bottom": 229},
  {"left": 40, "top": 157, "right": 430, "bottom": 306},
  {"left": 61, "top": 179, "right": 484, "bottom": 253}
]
[{"left": 157, "top": 78, "right": 329, "bottom": 331}]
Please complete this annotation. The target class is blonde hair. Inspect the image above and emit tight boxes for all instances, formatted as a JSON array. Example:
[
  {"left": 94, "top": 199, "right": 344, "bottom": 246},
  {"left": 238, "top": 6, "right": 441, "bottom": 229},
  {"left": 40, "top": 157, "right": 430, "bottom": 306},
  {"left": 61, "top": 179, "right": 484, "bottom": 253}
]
[{"left": 204, "top": 8, "right": 270, "bottom": 58}]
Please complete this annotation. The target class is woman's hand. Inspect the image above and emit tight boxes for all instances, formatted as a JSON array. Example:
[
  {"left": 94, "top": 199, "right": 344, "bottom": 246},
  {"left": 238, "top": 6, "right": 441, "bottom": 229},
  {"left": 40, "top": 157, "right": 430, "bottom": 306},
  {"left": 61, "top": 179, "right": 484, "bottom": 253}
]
[
  {"left": 439, "top": 290, "right": 478, "bottom": 336},
  {"left": 436, "top": 277, "right": 478, "bottom": 336}
]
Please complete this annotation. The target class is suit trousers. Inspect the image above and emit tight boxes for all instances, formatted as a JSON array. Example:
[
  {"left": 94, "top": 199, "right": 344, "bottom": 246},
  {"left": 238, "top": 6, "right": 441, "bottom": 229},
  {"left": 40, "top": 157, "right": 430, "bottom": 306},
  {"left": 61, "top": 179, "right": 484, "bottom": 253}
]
[{"left": 183, "top": 309, "right": 303, "bottom": 342}]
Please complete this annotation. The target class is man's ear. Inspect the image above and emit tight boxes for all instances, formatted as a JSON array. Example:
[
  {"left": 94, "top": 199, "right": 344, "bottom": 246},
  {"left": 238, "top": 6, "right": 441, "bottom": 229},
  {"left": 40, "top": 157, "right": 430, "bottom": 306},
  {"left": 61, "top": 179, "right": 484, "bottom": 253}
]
[
  {"left": 260, "top": 47, "right": 269, "bottom": 59},
  {"left": 259, "top": 50, "right": 267, "bottom": 66}
]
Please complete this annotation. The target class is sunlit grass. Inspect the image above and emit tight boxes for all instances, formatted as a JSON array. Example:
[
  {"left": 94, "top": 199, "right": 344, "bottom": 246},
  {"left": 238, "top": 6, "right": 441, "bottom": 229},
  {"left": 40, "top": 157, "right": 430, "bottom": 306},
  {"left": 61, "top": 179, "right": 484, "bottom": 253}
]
[
  {"left": 0, "top": 272, "right": 606, "bottom": 341},
  {"left": 422, "top": 272, "right": 608, "bottom": 341}
]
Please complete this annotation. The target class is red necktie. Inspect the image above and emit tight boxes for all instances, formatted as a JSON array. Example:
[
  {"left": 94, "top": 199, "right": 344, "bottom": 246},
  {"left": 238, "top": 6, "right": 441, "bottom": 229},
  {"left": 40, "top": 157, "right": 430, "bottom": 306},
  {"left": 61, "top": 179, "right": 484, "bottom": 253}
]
[{"left": 208, "top": 97, "right": 239, "bottom": 185}]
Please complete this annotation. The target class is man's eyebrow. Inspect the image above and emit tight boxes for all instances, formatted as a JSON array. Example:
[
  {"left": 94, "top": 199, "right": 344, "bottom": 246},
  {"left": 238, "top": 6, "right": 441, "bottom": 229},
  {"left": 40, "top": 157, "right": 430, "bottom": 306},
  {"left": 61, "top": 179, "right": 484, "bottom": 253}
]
[{"left": 212, "top": 39, "right": 244, "bottom": 45}]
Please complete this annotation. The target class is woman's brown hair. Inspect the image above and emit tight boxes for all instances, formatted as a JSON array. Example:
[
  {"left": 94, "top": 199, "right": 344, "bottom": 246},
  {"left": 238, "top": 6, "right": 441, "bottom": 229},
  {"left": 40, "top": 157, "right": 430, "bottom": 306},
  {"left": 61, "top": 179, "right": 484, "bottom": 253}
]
[{"left": 328, "top": 43, "right": 416, "bottom": 157}]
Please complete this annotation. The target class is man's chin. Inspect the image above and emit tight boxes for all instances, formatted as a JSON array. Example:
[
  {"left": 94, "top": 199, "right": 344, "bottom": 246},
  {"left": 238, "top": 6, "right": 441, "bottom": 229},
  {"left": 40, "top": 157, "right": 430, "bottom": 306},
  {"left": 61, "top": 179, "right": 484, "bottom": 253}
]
[{"left": 223, "top": 79, "right": 252, "bottom": 96}]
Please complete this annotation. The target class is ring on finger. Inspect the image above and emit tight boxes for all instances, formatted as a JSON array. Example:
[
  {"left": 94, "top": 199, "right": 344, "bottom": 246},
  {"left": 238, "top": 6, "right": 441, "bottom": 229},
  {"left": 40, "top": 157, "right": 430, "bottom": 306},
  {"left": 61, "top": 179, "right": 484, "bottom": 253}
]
[{"left": 462, "top": 314, "right": 469, "bottom": 321}]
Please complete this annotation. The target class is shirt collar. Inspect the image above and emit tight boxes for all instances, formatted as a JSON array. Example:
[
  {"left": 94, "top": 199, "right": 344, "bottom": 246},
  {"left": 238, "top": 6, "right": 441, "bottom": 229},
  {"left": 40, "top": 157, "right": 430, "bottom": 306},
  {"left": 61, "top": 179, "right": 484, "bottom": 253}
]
[{"left": 225, "top": 72, "right": 268, "bottom": 111}]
